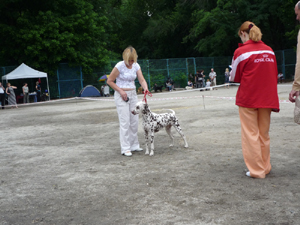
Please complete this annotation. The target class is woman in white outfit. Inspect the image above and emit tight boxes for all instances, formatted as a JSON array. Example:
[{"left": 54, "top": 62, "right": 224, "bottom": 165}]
[{"left": 107, "top": 46, "right": 149, "bottom": 156}]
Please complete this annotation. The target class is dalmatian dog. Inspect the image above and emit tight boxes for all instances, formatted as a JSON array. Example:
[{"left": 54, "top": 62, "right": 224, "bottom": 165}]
[{"left": 132, "top": 101, "right": 188, "bottom": 156}]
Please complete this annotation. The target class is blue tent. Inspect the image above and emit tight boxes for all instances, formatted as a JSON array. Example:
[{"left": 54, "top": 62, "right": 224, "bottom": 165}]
[{"left": 78, "top": 85, "right": 101, "bottom": 97}]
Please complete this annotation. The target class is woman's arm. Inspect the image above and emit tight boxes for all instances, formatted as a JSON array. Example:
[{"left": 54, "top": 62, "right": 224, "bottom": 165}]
[
  {"left": 137, "top": 69, "right": 148, "bottom": 92},
  {"left": 6, "top": 87, "right": 10, "bottom": 94},
  {"left": 107, "top": 67, "right": 128, "bottom": 101}
]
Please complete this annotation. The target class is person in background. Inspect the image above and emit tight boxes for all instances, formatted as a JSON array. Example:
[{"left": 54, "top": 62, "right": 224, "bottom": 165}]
[
  {"left": 205, "top": 79, "right": 211, "bottom": 90},
  {"left": 35, "top": 81, "right": 41, "bottom": 102},
  {"left": 6, "top": 83, "right": 18, "bottom": 108},
  {"left": 200, "top": 70, "right": 206, "bottom": 87},
  {"left": 209, "top": 68, "right": 217, "bottom": 88},
  {"left": 22, "top": 83, "right": 29, "bottom": 103},
  {"left": 101, "top": 84, "right": 105, "bottom": 96},
  {"left": 0, "top": 82, "right": 5, "bottom": 109},
  {"left": 187, "top": 80, "right": 193, "bottom": 87},
  {"left": 103, "top": 84, "right": 110, "bottom": 97},
  {"left": 195, "top": 70, "right": 203, "bottom": 88},
  {"left": 289, "top": 1, "right": 300, "bottom": 102},
  {"left": 277, "top": 72, "right": 284, "bottom": 83},
  {"left": 107, "top": 46, "right": 149, "bottom": 157},
  {"left": 224, "top": 68, "right": 230, "bottom": 88},
  {"left": 185, "top": 80, "right": 193, "bottom": 90},
  {"left": 166, "top": 81, "right": 173, "bottom": 91},
  {"left": 230, "top": 21, "right": 279, "bottom": 178}
]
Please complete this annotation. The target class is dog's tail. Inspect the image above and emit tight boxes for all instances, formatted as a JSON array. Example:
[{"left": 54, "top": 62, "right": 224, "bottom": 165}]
[{"left": 166, "top": 109, "right": 175, "bottom": 115}]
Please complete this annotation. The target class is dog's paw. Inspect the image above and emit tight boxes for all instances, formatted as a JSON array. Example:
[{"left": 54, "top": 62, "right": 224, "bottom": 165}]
[
  {"left": 169, "top": 144, "right": 174, "bottom": 147},
  {"left": 145, "top": 151, "right": 149, "bottom": 155},
  {"left": 149, "top": 151, "right": 154, "bottom": 156},
  {"left": 184, "top": 144, "right": 189, "bottom": 148}
]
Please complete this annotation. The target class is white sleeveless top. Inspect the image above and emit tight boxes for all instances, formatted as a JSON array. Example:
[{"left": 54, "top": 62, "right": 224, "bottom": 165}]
[{"left": 115, "top": 61, "right": 140, "bottom": 89}]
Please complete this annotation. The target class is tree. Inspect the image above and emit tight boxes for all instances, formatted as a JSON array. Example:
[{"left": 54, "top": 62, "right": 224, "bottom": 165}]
[
  {"left": 185, "top": 0, "right": 297, "bottom": 57},
  {"left": 0, "top": 0, "right": 110, "bottom": 73},
  {"left": 118, "top": 0, "right": 208, "bottom": 58}
]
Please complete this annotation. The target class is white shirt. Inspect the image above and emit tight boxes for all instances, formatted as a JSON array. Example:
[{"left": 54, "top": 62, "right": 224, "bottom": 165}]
[
  {"left": 0, "top": 86, "right": 4, "bottom": 94},
  {"left": 23, "top": 86, "right": 29, "bottom": 93},
  {"left": 104, "top": 86, "right": 109, "bottom": 94},
  {"left": 206, "top": 81, "right": 211, "bottom": 87},
  {"left": 209, "top": 71, "right": 216, "bottom": 79},
  {"left": 115, "top": 61, "right": 141, "bottom": 89}
]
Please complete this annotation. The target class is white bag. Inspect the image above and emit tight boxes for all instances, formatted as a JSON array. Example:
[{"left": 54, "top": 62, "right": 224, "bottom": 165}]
[{"left": 294, "top": 97, "right": 300, "bottom": 124}]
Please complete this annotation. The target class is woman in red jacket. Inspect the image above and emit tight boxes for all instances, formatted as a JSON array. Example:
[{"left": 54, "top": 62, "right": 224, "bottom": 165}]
[{"left": 230, "top": 21, "right": 279, "bottom": 178}]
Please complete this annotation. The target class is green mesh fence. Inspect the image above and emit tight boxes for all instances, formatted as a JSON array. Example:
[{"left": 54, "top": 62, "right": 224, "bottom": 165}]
[
  {"left": 275, "top": 49, "right": 296, "bottom": 81},
  {"left": 56, "top": 63, "right": 83, "bottom": 98},
  {"left": 0, "top": 49, "right": 297, "bottom": 99}
]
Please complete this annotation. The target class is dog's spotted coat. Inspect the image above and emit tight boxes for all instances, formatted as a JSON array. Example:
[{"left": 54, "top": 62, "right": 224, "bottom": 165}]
[{"left": 132, "top": 101, "right": 188, "bottom": 156}]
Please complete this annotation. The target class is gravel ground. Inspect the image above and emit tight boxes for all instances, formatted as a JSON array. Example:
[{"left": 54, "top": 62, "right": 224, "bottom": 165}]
[{"left": 0, "top": 84, "right": 299, "bottom": 225}]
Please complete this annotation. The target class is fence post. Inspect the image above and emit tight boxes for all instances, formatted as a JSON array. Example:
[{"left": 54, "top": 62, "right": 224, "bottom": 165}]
[
  {"left": 282, "top": 50, "right": 286, "bottom": 78},
  {"left": 185, "top": 58, "right": 188, "bottom": 75},
  {"left": 57, "top": 69, "right": 61, "bottom": 98},
  {"left": 0, "top": 67, "right": 4, "bottom": 84},
  {"left": 185, "top": 58, "right": 188, "bottom": 84},
  {"left": 80, "top": 66, "right": 83, "bottom": 89},
  {"left": 167, "top": 59, "right": 170, "bottom": 78},
  {"left": 147, "top": 60, "right": 150, "bottom": 87}
]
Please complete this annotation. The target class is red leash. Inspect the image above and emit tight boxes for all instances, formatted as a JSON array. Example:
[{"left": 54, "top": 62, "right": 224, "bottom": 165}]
[{"left": 143, "top": 90, "right": 152, "bottom": 104}]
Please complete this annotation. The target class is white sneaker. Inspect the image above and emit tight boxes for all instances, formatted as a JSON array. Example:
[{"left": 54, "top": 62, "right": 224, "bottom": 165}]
[
  {"left": 246, "top": 171, "right": 251, "bottom": 177},
  {"left": 123, "top": 151, "right": 132, "bottom": 157},
  {"left": 131, "top": 147, "right": 143, "bottom": 152}
]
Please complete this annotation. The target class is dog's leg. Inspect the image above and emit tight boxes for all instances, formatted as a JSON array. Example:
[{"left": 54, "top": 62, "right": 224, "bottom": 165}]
[
  {"left": 172, "top": 121, "right": 189, "bottom": 148},
  {"left": 144, "top": 130, "right": 150, "bottom": 155},
  {"left": 165, "top": 125, "right": 174, "bottom": 146},
  {"left": 149, "top": 131, "right": 155, "bottom": 156}
]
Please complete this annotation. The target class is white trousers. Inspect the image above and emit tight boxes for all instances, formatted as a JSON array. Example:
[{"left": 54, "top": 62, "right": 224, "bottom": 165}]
[{"left": 114, "top": 90, "right": 140, "bottom": 154}]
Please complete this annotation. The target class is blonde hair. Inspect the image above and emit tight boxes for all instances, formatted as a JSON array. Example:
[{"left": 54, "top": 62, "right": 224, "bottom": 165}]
[
  {"left": 238, "top": 21, "right": 262, "bottom": 42},
  {"left": 122, "top": 46, "right": 138, "bottom": 65},
  {"left": 225, "top": 68, "right": 229, "bottom": 72}
]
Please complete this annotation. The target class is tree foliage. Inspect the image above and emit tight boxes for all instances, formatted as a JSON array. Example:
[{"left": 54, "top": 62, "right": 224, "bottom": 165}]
[
  {"left": 0, "top": 0, "right": 110, "bottom": 72},
  {"left": 0, "top": 0, "right": 299, "bottom": 71},
  {"left": 184, "top": 0, "right": 297, "bottom": 56}
]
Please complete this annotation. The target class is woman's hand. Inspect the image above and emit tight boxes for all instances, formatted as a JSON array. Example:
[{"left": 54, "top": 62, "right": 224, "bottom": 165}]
[
  {"left": 289, "top": 90, "right": 299, "bottom": 102},
  {"left": 143, "top": 87, "right": 149, "bottom": 93},
  {"left": 119, "top": 89, "right": 128, "bottom": 101}
]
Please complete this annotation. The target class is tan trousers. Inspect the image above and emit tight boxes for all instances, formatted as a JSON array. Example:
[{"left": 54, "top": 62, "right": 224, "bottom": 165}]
[{"left": 239, "top": 107, "right": 272, "bottom": 178}]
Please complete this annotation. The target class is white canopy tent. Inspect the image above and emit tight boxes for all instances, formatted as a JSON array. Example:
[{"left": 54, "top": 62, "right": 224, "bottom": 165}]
[{"left": 2, "top": 63, "right": 50, "bottom": 100}]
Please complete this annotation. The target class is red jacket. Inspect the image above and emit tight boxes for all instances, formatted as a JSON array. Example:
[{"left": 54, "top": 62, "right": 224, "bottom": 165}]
[{"left": 230, "top": 40, "right": 279, "bottom": 112}]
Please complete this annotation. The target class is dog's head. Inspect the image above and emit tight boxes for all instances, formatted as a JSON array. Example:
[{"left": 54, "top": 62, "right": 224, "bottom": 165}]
[{"left": 131, "top": 101, "right": 149, "bottom": 115}]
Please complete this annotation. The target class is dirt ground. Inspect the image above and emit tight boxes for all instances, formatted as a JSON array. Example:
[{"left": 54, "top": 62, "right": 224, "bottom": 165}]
[{"left": 0, "top": 84, "right": 299, "bottom": 225}]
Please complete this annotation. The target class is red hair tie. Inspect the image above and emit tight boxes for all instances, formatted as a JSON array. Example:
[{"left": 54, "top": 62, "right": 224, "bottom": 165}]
[{"left": 249, "top": 24, "right": 254, "bottom": 30}]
